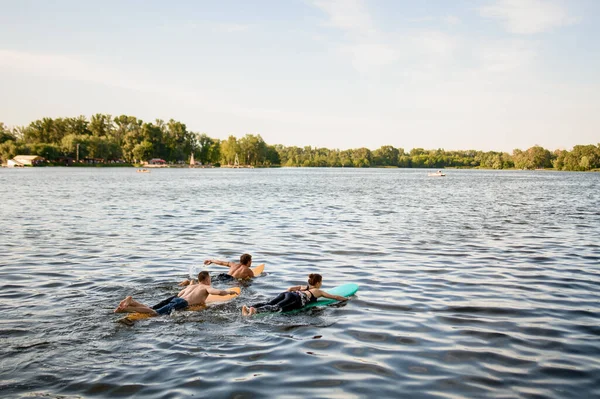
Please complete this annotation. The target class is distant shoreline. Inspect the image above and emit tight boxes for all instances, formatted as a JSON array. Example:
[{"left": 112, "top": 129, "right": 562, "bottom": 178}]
[
  {"left": 3, "top": 164, "right": 599, "bottom": 172},
  {"left": 2, "top": 114, "right": 598, "bottom": 171}
]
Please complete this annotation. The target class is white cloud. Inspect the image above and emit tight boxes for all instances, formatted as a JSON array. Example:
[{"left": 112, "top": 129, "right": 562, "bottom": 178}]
[
  {"left": 0, "top": 49, "right": 399, "bottom": 133},
  {"left": 0, "top": 49, "right": 258, "bottom": 119},
  {"left": 312, "top": 0, "right": 376, "bottom": 35},
  {"left": 310, "top": 1, "right": 463, "bottom": 74},
  {"left": 0, "top": 49, "right": 125, "bottom": 86},
  {"left": 311, "top": 0, "right": 398, "bottom": 72},
  {"left": 479, "top": 40, "right": 536, "bottom": 72},
  {"left": 479, "top": 0, "right": 578, "bottom": 34}
]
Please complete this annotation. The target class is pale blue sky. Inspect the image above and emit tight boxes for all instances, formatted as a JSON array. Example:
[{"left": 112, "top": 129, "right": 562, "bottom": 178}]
[{"left": 1, "top": 0, "right": 598, "bottom": 151}]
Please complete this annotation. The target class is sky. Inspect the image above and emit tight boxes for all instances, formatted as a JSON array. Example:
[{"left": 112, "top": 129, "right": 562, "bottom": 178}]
[{"left": 0, "top": 0, "right": 598, "bottom": 152}]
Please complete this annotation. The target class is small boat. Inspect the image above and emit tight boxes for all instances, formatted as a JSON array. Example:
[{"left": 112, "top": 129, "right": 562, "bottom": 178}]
[{"left": 428, "top": 170, "right": 446, "bottom": 177}]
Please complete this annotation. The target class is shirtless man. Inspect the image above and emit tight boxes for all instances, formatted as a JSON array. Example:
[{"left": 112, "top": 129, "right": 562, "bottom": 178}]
[
  {"left": 114, "top": 271, "right": 237, "bottom": 316},
  {"left": 179, "top": 253, "right": 255, "bottom": 286}
]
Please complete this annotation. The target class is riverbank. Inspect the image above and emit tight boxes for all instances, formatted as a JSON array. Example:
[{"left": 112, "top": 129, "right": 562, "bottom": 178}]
[{"left": 4, "top": 164, "right": 598, "bottom": 172}]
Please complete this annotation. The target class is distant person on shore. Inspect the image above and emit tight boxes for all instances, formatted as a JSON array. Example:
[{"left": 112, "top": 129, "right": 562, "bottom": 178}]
[
  {"left": 241, "top": 273, "right": 348, "bottom": 316},
  {"left": 179, "top": 253, "right": 255, "bottom": 286},
  {"left": 114, "top": 271, "right": 236, "bottom": 315}
]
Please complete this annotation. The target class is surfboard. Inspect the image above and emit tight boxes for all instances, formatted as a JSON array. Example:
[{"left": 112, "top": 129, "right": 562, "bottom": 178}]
[
  {"left": 300, "top": 283, "right": 359, "bottom": 310},
  {"left": 251, "top": 263, "right": 265, "bottom": 277},
  {"left": 118, "top": 287, "right": 241, "bottom": 324},
  {"left": 253, "top": 283, "right": 359, "bottom": 316}
]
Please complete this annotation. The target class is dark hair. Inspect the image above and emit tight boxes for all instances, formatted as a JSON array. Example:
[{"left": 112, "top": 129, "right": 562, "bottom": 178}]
[
  {"left": 197, "top": 271, "right": 210, "bottom": 282},
  {"left": 240, "top": 253, "right": 252, "bottom": 265},
  {"left": 308, "top": 273, "right": 322, "bottom": 286}
]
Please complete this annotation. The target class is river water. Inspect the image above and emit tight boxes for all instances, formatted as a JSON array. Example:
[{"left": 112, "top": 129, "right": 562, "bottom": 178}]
[{"left": 1, "top": 168, "right": 599, "bottom": 399}]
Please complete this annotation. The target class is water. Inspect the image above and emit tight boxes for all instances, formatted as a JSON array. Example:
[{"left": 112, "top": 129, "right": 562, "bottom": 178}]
[{"left": 1, "top": 168, "right": 599, "bottom": 399}]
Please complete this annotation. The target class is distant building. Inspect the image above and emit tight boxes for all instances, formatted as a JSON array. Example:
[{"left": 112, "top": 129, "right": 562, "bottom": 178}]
[
  {"left": 148, "top": 158, "right": 166, "bottom": 165},
  {"left": 55, "top": 156, "right": 74, "bottom": 166},
  {"left": 7, "top": 159, "right": 25, "bottom": 167},
  {"left": 8, "top": 155, "right": 45, "bottom": 167}
]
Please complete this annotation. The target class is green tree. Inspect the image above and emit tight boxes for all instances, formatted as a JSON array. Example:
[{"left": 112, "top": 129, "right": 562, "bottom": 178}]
[
  {"left": 340, "top": 149, "right": 353, "bottom": 167},
  {"left": 133, "top": 141, "right": 154, "bottom": 162},
  {"left": 61, "top": 134, "right": 89, "bottom": 159},
  {"left": 558, "top": 145, "right": 600, "bottom": 171},
  {"left": 208, "top": 139, "right": 221, "bottom": 165},
  {"left": 0, "top": 140, "right": 18, "bottom": 162},
  {"left": 24, "top": 118, "right": 54, "bottom": 144},
  {"left": 195, "top": 133, "right": 216, "bottom": 165},
  {"left": 0, "top": 122, "right": 16, "bottom": 143},
  {"left": 140, "top": 122, "right": 165, "bottom": 159},
  {"left": 86, "top": 136, "right": 120, "bottom": 160},
  {"left": 398, "top": 155, "right": 411, "bottom": 168},
  {"left": 239, "top": 134, "right": 267, "bottom": 165},
  {"left": 512, "top": 149, "right": 527, "bottom": 169},
  {"left": 265, "top": 145, "right": 281, "bottom": 166},
  {"left": 65, "top": 115, "right": 91, "bottom": 137},
  {"left": 113, "top": 115, "right": 141, "bottom": 149},
  {"left": 220, "top": 135, "right": 240, "bottom": 165},
  {"left": 30, "top": 143, "right": 61, "bottom": 160},
  {"left": 372, "top": 145, "right": 399, "bottom": 166},
  {"left": 165, "top": 119, "right": 192, "bottom": 162},
  {"left": 89, "top": 114, "right": 114, "bottom": 137},
  {"left": 326, "top": 149, "right": 342, "bottom": 167},
  {"left": 121, "top": 120, "right": 144, "bottom": 162},
  {"left": 528, "top": 145, "right": 553, "bottom": 169},
  {"left": 352, "top": 147, "right": 372, "bottom": 167}
]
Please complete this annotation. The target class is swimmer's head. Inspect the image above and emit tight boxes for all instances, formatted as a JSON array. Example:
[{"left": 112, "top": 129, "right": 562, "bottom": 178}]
[
  {"left": 308, "top": 273, "right": 322, "bottom": 287},
  {"left": 197, "top": 271, "right": 210, "bottom": 284},
  {"left": 240, "top": 253, "right": 252, "bottom": 266}
]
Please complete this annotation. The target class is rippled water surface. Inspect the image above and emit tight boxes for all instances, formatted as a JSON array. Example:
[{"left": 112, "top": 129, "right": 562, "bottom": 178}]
[{"left": 1, "top": 168, "right": 599, "bottom": 399}]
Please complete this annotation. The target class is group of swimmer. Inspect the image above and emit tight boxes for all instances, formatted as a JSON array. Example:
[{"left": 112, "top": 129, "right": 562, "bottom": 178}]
[{"left": 113, "top": 254, "right": 348, "bottom": 318}]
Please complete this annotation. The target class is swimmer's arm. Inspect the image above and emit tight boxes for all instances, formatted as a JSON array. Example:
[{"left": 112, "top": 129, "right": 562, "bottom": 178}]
[
  {"left": 315, "top": 289, "right": 348, "bottom": 302},
  {"left": 287, "top": 285, "right": 303, "bottom": 292},
  {"left": 204, "top": 259, "right": 233, "bottom": 267},
  {"left": 178, "top": 279, "right": 197, "bottom": 286},
  {"left": 206, "top": 287, "right": 238, "bottom": 296}
]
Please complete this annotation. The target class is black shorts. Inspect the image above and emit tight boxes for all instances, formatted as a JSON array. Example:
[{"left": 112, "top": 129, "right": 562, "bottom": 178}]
[
  {"left": 212, "top": 273, "right": 235, "bottom": 283},
  {"left": 152, "top": 296, "right": 177, "bottom": 310}
]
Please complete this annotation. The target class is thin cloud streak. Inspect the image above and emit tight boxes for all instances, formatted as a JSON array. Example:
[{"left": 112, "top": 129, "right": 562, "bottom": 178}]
[
  {"left": 0, "top": 49, "right": 392, "bottom": 132},
  {"left": 310, "top": 1, "right": 460, "bottom": 76},
  {"left": 479, "top": 0, "right": 578, "bottom": 34}
]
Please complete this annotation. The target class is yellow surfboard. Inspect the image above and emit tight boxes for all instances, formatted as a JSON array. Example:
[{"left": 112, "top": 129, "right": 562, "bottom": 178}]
[{"left": 250, "top": 263, "right": 265, "bottom": 277}]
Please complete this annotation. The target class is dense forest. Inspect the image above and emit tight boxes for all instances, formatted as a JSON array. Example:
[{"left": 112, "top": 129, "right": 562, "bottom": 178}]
[{"left": 1, "top": 114, "right": 599, "bottom": 171}]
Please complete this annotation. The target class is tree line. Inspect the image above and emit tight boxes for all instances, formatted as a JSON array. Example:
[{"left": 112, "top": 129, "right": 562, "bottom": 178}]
[{"left": 1, "top": 115, "right": 599, "bottom": 171}]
